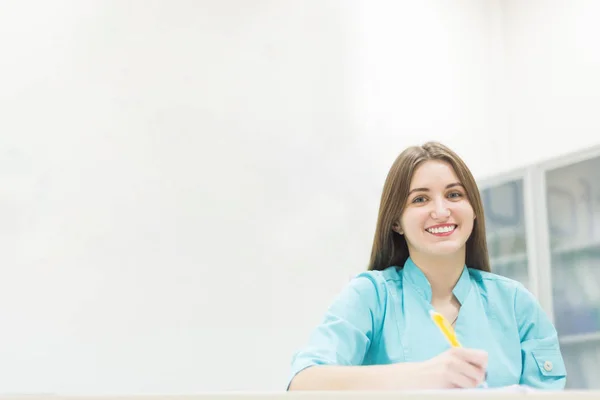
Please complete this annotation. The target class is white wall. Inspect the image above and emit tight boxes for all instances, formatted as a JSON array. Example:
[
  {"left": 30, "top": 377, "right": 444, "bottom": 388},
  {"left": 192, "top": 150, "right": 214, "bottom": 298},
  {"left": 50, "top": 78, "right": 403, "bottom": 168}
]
[
  {"left": 1, "top": 0, "right": 590, "bottom": 394},
  {"left": 352, "top": 1, "right": 511, "bottom": 181},
  {"left": 502, "top": 0, "right": 600, "bottom": 169}
]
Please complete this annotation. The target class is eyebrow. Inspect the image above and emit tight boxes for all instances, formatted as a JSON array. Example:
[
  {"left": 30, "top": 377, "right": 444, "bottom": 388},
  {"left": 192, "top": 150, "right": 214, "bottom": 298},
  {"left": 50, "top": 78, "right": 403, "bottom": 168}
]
[{"left": 408, "top": 182, "right": 464, "bottom": 196}]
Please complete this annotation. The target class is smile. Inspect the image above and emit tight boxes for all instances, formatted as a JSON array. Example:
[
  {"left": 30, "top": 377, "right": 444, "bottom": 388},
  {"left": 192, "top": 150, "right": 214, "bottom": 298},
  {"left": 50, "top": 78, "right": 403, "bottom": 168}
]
[{"left": 425, "top": 224, "right": 457, "bottom": 236}]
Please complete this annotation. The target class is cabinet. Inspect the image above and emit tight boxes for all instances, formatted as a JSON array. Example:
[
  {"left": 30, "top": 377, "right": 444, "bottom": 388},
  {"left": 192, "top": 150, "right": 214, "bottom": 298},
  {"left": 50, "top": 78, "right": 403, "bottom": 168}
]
[
  {"left": 478, "top": 146, "right": 600, "bottom": 390},
  {"left": 481, "top": 178, "right": 529, "bottom": 288}
]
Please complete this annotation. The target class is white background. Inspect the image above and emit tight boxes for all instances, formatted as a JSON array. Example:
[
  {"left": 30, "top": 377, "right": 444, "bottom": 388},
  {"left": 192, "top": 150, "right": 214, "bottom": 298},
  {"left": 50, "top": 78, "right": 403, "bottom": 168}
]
[{"left": 1, "top": 0, "right": 600, "bottom": 394}]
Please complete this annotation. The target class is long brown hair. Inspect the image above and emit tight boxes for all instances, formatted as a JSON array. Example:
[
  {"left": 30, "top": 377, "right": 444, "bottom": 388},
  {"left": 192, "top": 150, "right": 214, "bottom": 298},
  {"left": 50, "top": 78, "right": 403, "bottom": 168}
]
[{"left": 368, "top": 141, "right": 490, "bottom": 272}]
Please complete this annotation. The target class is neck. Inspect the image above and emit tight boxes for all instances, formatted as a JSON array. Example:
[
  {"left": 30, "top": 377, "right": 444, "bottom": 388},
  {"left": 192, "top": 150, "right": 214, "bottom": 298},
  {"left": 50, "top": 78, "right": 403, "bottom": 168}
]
[{"left": 409, "top": 251, "right": 465, "bottom": 301}]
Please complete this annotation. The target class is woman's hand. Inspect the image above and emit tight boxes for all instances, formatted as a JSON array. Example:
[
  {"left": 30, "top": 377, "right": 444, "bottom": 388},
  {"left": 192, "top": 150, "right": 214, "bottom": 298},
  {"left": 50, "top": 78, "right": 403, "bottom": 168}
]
[
  {"left": 382, "top": 347, "right": 488, "bottom": 390},
  {"left": 289, "top": 347, "right": 488, "bottom": 391},
  {"left": 417, "top": 347, "right": 488, "bottom": 389}
]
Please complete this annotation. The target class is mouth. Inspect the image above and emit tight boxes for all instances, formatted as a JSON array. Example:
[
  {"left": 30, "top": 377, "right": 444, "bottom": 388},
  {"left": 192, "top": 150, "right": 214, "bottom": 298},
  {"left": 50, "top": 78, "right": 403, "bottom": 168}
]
[{"left": 425, "top": 224, "right": 457, "bottom": 236}]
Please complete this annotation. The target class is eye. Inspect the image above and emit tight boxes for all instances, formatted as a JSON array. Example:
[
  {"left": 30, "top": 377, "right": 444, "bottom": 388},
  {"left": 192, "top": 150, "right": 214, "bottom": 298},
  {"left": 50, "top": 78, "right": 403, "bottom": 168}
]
[
  {"left": 412, "top": 196, "right": 427, "bottom": 204},
  {"left": 447, "top": 191, "right": 463, "bottom": 199}
]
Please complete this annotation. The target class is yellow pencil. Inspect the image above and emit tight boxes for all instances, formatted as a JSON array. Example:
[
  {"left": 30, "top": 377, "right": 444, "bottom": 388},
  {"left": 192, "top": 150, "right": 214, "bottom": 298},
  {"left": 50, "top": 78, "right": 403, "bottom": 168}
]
[
  {"left": 429, "top": 309, "right": 462, "bottom": 347},
  {"left": 429, "top": 310, "right": 488, "bottom": 388}
]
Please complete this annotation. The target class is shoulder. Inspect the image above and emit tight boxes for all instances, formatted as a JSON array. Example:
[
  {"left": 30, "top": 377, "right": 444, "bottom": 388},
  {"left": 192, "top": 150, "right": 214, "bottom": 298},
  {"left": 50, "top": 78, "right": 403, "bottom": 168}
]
[
  {"left": 343, "top": 267, "right": 401, "bottom": 304},
  {"left": 468, "top": 267, "right": 522, "bottom": 292},
  {"left": 468, "top": 268, "right": 543, "bottom": 317},
  {"left": 349, "top": 266, "right": 401, "bottom": 291},
  {"left": 467, "top": 268, "right": 530, "bottom": 305}
]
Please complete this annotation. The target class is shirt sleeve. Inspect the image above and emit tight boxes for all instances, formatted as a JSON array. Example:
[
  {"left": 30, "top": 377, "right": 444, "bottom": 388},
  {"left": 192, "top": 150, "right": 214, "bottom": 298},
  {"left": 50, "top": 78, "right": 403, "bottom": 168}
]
[
  {"left": 515, "top": 283, "right": 567, "bottom": 389},
  {"left": 286, "top": 272, "right": 386, "bottom": 389}
]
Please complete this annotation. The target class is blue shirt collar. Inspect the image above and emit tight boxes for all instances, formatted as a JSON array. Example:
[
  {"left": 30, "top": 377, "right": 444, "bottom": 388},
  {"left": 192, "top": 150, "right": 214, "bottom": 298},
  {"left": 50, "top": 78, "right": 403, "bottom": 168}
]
[{"left": 402, "top": 257, "right": 472, "bottom": 304}]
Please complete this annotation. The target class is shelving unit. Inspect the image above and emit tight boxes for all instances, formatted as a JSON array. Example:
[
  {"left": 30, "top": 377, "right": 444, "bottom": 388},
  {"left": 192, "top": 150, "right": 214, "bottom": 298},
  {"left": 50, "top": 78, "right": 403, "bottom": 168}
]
[
  {"left": 552, "top": 239, "right": 600, "bottom": 256},
  {"left": 477, "top": 144, "right": 600, "bottom": 390},
  {"left": 560, "top": 332, "right": 600, "bottom": 346}
]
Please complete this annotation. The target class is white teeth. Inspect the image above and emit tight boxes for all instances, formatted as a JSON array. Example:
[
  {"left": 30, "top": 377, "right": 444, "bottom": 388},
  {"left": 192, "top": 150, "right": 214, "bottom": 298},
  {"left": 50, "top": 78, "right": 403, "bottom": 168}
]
[{"left": 427, "top": 225, "right": 456, "bottom": 234}]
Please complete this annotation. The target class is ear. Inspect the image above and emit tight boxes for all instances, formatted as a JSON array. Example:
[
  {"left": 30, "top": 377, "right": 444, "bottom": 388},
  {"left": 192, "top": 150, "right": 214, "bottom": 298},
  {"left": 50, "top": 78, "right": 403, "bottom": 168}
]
[{"left": 392, "top": 221, "right": 404, "bottom": 235}]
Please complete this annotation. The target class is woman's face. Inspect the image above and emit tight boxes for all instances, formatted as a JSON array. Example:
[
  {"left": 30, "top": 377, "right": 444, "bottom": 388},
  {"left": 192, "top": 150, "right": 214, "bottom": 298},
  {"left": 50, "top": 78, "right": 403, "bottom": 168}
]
[{"left": 396, "top": 160, "right": 475, "bottom": 259}]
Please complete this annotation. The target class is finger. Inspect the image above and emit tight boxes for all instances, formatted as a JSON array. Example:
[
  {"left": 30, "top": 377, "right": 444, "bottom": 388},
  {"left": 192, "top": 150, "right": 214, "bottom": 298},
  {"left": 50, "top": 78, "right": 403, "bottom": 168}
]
[
  {"left": 449, "top": 359, "right": 486, "bottom": 387},
  {"left": 459, "top": 362, "right": 486, "bottom": 387},
  {"left": 448, "top": 369, "right": 481, "bottom": 389},
  {"left": 454, "top": 348, "right": 488, "bottom": 368}
]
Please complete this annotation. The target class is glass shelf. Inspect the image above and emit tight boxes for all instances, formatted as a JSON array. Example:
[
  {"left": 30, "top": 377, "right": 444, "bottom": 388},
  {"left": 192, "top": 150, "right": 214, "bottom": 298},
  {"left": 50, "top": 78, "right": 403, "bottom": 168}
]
[
  {"left": 545, "top": 155, "right": 600, "bottom": 389},
  {"left": 545, "top": 156, "right": 600, "bottom": 336},
  {"left": 560, "top": 331, "right": 600, "bottom": 346},
  {"left": 482, "top": 179, "right": 529, "bottom": 288},
  {"left": 562, "top": 341, "right": 600, "bottom": 389}
]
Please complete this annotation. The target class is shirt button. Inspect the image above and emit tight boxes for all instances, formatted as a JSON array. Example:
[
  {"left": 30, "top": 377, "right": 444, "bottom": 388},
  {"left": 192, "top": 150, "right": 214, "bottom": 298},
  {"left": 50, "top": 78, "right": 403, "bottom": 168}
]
[{"left": 543, "top": 361, "right": 553, "bottom": 372}]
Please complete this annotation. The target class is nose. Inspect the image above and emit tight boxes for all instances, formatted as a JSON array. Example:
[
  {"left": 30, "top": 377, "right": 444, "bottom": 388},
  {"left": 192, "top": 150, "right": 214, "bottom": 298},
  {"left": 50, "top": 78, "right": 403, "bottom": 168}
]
[{"left": 431, "top": 198, "right": 451, "bottom": 220}]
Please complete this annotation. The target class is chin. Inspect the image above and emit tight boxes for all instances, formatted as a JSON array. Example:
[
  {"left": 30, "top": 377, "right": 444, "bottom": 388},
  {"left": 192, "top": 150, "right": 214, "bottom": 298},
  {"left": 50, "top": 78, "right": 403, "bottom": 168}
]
[{"left": 426, "top": 243, "right": 466, "bottom": 256}]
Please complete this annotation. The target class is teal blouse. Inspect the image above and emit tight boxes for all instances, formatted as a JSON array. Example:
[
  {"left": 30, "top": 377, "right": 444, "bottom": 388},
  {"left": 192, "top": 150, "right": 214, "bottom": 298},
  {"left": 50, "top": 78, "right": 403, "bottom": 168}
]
[{"left": 289, "top": 257, "right": 567, "bottom": 389}]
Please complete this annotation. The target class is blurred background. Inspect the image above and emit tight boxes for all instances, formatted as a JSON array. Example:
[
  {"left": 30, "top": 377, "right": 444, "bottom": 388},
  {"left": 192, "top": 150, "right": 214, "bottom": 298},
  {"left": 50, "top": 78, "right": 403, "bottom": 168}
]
[{"left": 1, "top": 0, "right": 599, "bottom": 394}]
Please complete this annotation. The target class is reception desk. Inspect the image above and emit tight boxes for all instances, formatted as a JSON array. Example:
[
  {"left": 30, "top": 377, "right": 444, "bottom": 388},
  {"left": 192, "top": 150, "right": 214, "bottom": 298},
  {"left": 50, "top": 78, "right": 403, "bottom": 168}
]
[{"left": 1, "top": 392, "right": 599, "bottom": 400}]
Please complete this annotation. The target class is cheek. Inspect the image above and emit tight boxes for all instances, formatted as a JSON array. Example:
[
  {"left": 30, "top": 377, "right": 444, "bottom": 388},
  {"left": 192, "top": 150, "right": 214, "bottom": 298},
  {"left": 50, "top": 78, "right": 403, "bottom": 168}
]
[
  {"left": 464, "top": 217, "right": 475, "bottom": 232},
  {"left": 401, "top": 210, "right": 428, "bottom": 232},
  {"left": 455, "top": 204, "right": 475, "bottom": 225}
]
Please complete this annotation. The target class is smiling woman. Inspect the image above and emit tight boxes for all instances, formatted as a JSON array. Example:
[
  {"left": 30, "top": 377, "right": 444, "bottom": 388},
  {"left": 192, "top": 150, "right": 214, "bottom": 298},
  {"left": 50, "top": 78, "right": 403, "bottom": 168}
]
[
  {"left": 369, "top": 142, "right": 489, "bottom": 276},
  {"left": 287, "top": 142, "right": 567, "bottom": 392}
]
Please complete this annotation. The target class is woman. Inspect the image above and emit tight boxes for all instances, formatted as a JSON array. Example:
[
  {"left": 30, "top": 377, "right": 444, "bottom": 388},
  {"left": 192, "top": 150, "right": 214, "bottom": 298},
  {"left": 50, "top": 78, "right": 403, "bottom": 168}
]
[{"left": 287, "top": 142, "right": 566, "bottom": 390}]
